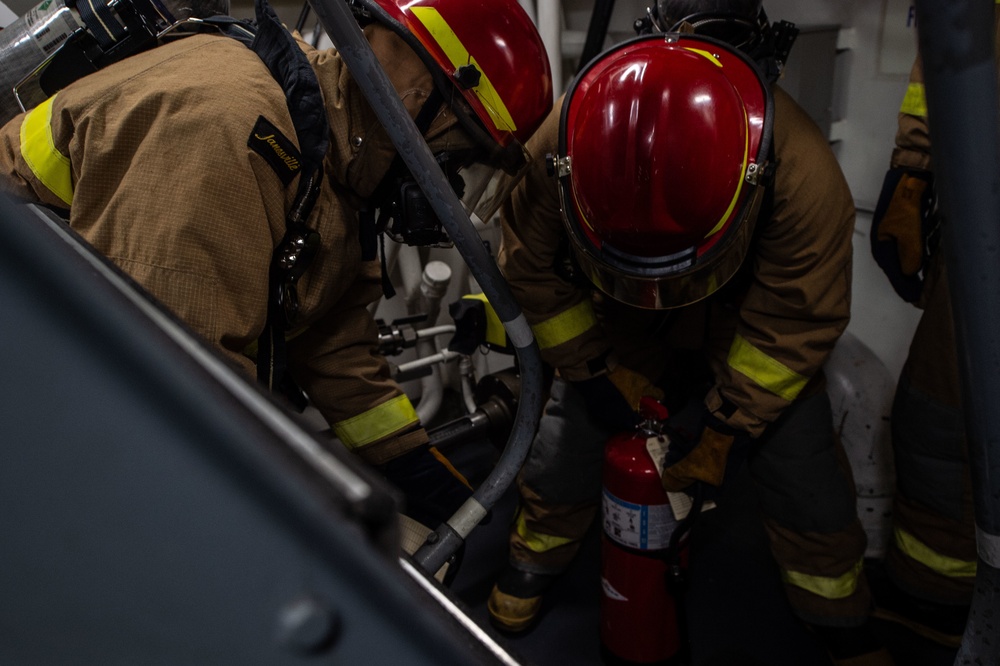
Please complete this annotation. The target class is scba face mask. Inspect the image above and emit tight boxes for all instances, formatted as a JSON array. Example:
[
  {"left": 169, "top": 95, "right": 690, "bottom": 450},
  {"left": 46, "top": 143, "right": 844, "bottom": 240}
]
[
  {"left": 353, "top": 0, "right": 551, "bottom": 247},
  {"left": 378, "top": 147, "right": 531, "bottom": 248}
]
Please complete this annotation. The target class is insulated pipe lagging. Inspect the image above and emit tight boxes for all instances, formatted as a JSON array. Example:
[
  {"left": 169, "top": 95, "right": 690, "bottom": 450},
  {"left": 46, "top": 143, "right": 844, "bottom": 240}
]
[
  {"left": 306, "top": 0, "right": 544, "bottom": 576},
  {"left": 912, "top": 2, "right": 1000, "bottom": 663},
  {"left": 413, "top": 261, "right": 451, "bottom": 424},
  {"left": 537, "top": 0, "right": 563, "bottom": 94}
]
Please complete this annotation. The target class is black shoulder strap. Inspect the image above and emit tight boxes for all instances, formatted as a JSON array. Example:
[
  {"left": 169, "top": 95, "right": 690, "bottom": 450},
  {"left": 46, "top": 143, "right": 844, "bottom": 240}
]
[
  {"left": 249, "top": 0, "right": 330, "bottom": 181},
  {"left": 218, "top": 0, "right": 331, "bottom": 406},
  {"left": 199, "top": 15, "right": 257, "bottom": 46}
]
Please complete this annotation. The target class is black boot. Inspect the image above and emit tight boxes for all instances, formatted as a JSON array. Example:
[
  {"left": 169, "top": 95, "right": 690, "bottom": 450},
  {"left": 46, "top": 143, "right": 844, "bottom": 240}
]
[
  {"left": 486, "top": 566, "right": 558, "bottom": 633},
  {"left": 868, "top": 562, "right": 969, "bottom": 648}
]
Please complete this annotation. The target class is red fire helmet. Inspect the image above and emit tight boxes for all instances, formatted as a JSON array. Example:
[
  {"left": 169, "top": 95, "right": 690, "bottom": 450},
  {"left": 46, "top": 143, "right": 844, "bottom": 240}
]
[
  {"left": 358, "top": 0, "right": 553, "bottom": 172},
  {"left": 554, "top": 33, "right": 773, "bottom": 309}
]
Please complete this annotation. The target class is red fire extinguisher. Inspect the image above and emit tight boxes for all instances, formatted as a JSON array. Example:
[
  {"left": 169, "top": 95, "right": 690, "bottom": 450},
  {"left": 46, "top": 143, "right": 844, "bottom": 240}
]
[{"left": 599, "top": 398, "right": 692, "bottom": 665}]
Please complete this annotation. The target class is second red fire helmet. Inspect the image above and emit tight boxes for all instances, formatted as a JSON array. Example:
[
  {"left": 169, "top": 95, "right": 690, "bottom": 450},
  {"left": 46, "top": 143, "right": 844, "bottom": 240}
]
[{"left": 554, "top": 33, "right": 773, "bottom": 309}]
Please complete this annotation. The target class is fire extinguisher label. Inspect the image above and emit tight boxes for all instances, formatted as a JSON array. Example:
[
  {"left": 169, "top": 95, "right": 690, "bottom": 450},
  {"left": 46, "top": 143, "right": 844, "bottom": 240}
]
[{"left": 602, "top": 489, "right": 675, "bottom": 551}]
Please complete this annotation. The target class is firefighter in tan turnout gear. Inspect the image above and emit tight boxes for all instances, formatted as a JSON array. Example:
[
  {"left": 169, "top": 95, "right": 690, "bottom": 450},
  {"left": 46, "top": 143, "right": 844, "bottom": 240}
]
[
  {"left": 487, "top": 1, "right": 894, "bottom": 663},
  {"left": 0, "top": 0, "right": 552, "bottom": 528},
  {"left": 864, "top": 10, "right": 1000, "bottom": 646}
]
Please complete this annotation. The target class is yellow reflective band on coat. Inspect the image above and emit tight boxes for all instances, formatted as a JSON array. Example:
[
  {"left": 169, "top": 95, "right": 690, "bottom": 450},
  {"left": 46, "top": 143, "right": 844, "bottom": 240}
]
[
  {"left": 409, "top": 6, "right": 517, "bottom": 134},
  {"left": 727, "top": 333, "right": 808, "bottom": 402},
  {"left": 463, "top": 292, "right": 508, "bottom": 348},
  {"left": 900, "top": 82, "right": 928, "bottom": 118},
  {"left": 531, "top": 300, "right": 598, "bottom": 350},
  {"left": 895, "top": 526, "right": 978, "bottom": 578},
  {"left": 516, "top": 511, "right": 575, "bottom": 553},
  {"left": 781, "top": 558, "right": 863, "bottom": 600},
  {"left": 20, "top": 95, "right": 73, "bottom": 206},
  {"left": 333, "top": 394, "right": 419, "bottom": 449}
]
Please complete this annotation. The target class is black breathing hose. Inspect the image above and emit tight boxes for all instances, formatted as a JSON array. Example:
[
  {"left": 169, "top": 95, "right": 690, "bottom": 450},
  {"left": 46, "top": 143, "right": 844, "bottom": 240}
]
[{"left": 305, "top": 0, "right": 545, "bottom": 577}]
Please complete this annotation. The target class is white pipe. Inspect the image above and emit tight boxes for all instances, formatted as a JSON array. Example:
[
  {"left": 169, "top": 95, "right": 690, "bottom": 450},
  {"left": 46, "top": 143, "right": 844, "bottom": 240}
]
[
  {"left": 459, "top": 356, "right": 478, "bottom": 415},
  {"left": 517, "top": 0, "right": 536, "bottom": 23},
  {"left": 396, "top": 349, "right": 463, "bottom": 375},
  {"left": 417, "top": 325, "right": 456, "bottom": 340},
  {"left": 413, "top": 260, "right": 452, "bottom": 424},
  {"left": 537, "top": 0, "right": 563, "bottom": 94},
  {"left": 397, "top": 243, "right": 424, "bottom": 301}
]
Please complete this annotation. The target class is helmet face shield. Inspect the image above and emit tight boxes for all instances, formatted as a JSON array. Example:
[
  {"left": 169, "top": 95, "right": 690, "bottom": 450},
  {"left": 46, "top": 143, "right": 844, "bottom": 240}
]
[
  {"left": 458, "top": 142, "right": 532, "bottom": 224},
  {"left": 354, "top": 0, "right": 552, "bottom": 242},
  {"left": 357, "top": 0, "right": 553, "bottom": 161},
  {"left": 559, "top": 181, "right": 765, "bottom": 308},
  {"left": 556, "top": 33, "right": 773, "bottom": 310}
]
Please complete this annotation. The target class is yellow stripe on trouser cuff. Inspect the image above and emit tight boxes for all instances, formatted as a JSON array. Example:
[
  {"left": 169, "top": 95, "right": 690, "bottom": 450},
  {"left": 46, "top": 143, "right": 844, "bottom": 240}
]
[
  {"left": 727, "top": 334, "right": 808, "bottom": 402},
  {"left": 333, "top": 395, "right": 419, "bottom": 449},
  {"left": 900, "top": 82, "right": 927, "bottom": 118},
  {"left": 20, "top": 95, "right": 73, "bottom": 206},
  {"left": 895, "top": 526, "right": 978, "bottom": 578},
  {"left": 532, "top": 301, "right": 598, "bottom": 350},
  {"left": 782, "top": 558, "right": 862, "bottom": 600},
  {"left": 516, "top": 511, "right": 574, "bottom": 553}
]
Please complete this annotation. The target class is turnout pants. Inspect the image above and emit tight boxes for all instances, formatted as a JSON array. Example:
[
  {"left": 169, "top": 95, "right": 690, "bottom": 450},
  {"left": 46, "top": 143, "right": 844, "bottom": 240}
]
[
  {"left": 509, "top": 377, "right": 871, "bottom": 625},
  {"left": 886, "top": 259, "right": 977, "bottom": 605}
]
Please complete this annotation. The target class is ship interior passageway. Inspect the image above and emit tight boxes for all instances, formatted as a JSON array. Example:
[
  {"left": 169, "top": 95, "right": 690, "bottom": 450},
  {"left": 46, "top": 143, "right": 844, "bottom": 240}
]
[
  {"left": 435, "top": 403, "right": 962, "bottom": 666},
  {"left": 1, "top": 0, "right": 998, "bottom": 663}
]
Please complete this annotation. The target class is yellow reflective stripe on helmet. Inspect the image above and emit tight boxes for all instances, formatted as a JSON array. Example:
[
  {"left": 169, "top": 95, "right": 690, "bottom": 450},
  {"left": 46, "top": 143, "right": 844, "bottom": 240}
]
[
  {"left": 706, "top": 106, "right": 749, "bottom": 238},
  {"left": 682, "top": 47, "right": 747, "bottom": 239},
  {"left": 727, "top": 333, "right": 808, "bottom": 402},
  {"left": 409, "top": 6, "right": 517, "bottom": 134},
  {"left": 895, "top": 526, "right": 978, "bottom": 578},
  {"left": 20, "top": 95, "right": 73, "bottom": 206},
  {"left": 516, "top": 511, "right": 575, "bottom": 553},
  {"left": 463, "top": 292, "right": 508, "bottom": 348},
  {"left": 531, "top": 300, "right": 598, "bottom": 350},
  {"left": 781, "top": 558, "right": 862, "bottom": 600},
  {"left": 684, "top": 47, "right": 723, "bottom": 67},
  {"left": 332, "top": 394, "right": 419, "bottom": 449},
  {"left": 900, "top": 82, "right": 928, "bottom": 118}
]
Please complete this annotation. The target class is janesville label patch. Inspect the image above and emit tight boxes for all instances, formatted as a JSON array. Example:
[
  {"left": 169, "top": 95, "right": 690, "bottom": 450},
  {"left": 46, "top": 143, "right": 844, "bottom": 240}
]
[{"left": 248, "top": 116, "right": 302, "bottom": 186}]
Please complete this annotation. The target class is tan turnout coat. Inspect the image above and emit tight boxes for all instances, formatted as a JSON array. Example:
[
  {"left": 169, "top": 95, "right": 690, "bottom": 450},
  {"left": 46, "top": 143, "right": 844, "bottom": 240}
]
[
  {"left": 499, "top": 87, "right": 856, "bottom": 437},
  {"left": 0, "top": 27, "right": 460, "bottom": 463}
]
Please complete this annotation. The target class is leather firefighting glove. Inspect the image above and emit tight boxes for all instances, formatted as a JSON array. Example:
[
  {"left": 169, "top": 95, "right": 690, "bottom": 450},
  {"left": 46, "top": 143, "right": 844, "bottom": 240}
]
[
  {"left": 870, "top": 166, "right": 936, "bottom": 303},
  {"left": 661, "top": 402, "right": 752, "bottom": 496},
  {"left": 377, "top": 445, "right": 475, "bottom": 529},
  {"left": 573, "top": 365, "right": 666, "bottom": 432}
]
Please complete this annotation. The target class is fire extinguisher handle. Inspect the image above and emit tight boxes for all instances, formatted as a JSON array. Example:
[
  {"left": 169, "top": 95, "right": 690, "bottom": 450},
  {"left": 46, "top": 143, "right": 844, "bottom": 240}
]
[
  {"left": 638, "top": 395, "right": 669, "bottom": 421},
  {"left": 665, "top": 482, "right": 706, "bottom": 565}
]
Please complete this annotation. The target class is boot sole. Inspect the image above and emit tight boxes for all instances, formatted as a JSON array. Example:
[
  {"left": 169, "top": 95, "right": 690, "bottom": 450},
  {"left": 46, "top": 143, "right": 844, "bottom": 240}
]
[{"left": 871, "top": 607, "right": 963, "bottom": 648}]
